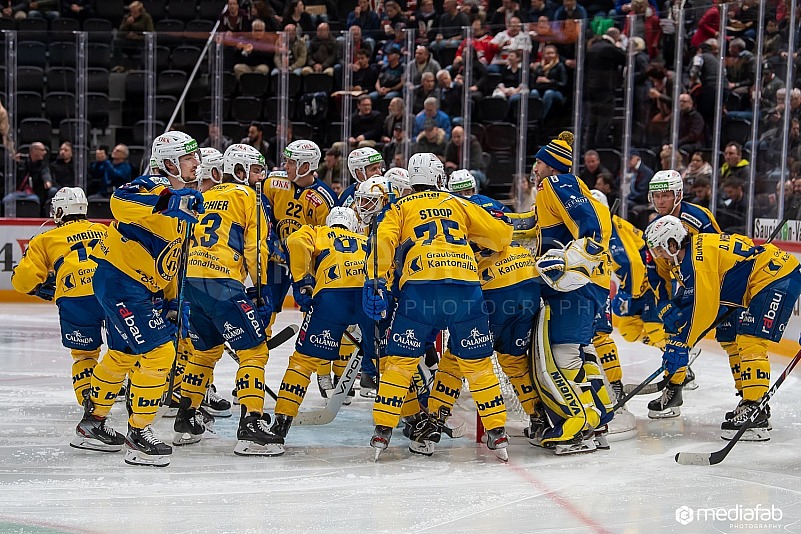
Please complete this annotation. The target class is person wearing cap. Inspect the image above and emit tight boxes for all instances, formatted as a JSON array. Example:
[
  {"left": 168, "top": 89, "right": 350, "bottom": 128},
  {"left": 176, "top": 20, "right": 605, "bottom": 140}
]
[
  {"left": 370, "top": 45, "right": 405, "bottom": 104},
  {"left": 624, "top": 147, "right": 655, "bottom": 219},
  {"left": 413, "top": 97, "right": 452, "bottom": 138},
  {"left": 412, "top": 118, "right": 447, "bottom": 160},
  {"left": 317, "top": 147, "right": 343, "bottom": 186},
  {"left": 512, "top": 131, "right": 614, "bottom": 454},
  {"left": 382, "top": 122, "right": 411, "bottom": 165}
]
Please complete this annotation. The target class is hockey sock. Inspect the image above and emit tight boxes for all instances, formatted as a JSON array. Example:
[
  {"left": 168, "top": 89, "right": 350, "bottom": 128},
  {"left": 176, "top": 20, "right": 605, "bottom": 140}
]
[
  {"left": 334, "top": 334, "right": 355, "bottom": 380},
  {"left": 720, "top": 341, "right": 742, "bottom": 392},
  {"left": 90, "top": 349, "right": 138, "bottom": 417},
  {"left": 275, "top": 351, "right": 323, "bottom": 417},
  {"left": 173, "top": 337, "right": 194, "bottom": 392},
  {"left": 427, "top": 350, "right": 463, "bottom": 417},
  {"left": 71, "top": 348, "right": 100, "bottom": 406},
  {"left": 234, "top": 341, "right": 269, "bottom": 414},
  {"left": 373, "top": 356, "right": 416, "bottom": 428},
  {"left": 458, "top": 357, "right": 506, "bottom": 431},
  {"left": 401, "top": 382, "right": 421, "bottom": 417},
  {"left": 617, "top": 315, "right": 644, "bottom": 343},
  {"left": 592, "top": 332, "right": 621, "bottom": 383},
  {"left": 316, "top": 359, "right": 332, "bottom": 379},
  {"left": 129, "top": 341, "right": 177, "bottom": 428},
  {"left": 737, "top": 335, "right": 770, "bottom": 402},
  {"left": 642, "top": 322, "right": 667, "bottom": 349},
  {"left": 496, "top": 352, "right": 538, "bottom": 415},
  {"left": 181, "top": 345, "right": 224, "bottom": 408},
  {"left": 667, "top": 367, "right": 687, "bottom": 386}
]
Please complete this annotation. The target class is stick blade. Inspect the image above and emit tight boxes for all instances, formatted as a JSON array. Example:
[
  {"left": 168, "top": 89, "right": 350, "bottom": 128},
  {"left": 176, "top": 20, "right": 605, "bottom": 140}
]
[{"left": 674, "top": 451, "right": 718, "bottom": 466}]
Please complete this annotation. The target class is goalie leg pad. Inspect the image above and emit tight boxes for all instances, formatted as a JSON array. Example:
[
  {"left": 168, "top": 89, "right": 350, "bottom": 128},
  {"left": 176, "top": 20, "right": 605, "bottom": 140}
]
[
  {"left": 71, "top": 348, "right": 100, "bottom": 406},
  {"left": 181, "top": 345, "right": 223, "bottom": 409},
  {"left": 737, "top": 335, "right": 770, "bottom": 402},
  {"left": 458, "top": 356, "right": 507, "bottom": 431},
  {"left": 90, "top": 349, "right": 138, "bottom": 418},
  {"left": 592, "top": 332, "right": 621, "bottom": 383},
  {"left": 427, "top": 350, "right": 463, "bottom": 418},
  {"left": 275, "top": 351, "right": 322, "bottom": 417},
  {"left": 129, "top": 342, "right": 176, "bottom": 428},
  {"left": 373, "top": 356, "right": 416, "bottom": 428},
  {"left": 496, "top": 352, "right": 539, "bottom": 415}
]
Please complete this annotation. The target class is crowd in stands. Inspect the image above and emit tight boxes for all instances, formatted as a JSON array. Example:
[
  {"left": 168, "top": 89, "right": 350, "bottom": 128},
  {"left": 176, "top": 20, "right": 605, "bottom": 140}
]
[{"left": 1, "top": 0, "right": 800, "bottom": 233}]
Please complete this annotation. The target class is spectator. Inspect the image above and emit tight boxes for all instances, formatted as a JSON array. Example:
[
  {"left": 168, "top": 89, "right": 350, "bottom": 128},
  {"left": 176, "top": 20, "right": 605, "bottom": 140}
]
[
  {"left": 554, "top": 0, "right": 588, "bottom": 22},
  {"left": 528, "top": 0, "right": 556, "bottom": 21},
  {"left": 267, "top": 122, "right": 293, "bottom": 168},
  {"left": 381, "top": 1, "right": 406, "bottom": 31},
  {"left": 720, "top": 142, "right": 750, "bottom": 181},
  {"left": 579, "top": 149, "right": 610, "bottom": 189},
  {"left": 454, "top": 18, "right": 495, "bottom": 66},
  {"left": 681, "top": 150, "right": 712, "bottom": 191},
  {"left": 302, "top": 22, "right": 338, "bottom": 76},
  {"left": 0, "top": 98, "right": 13, "bottom": 152},
  {"left": 240, "top": 122, "right": 276, "bottom": 168},
  {"left": 584, "top": 29, "right": 626, "bottom": 148},
  {"left": 330, "top": 179, "right": 343, "bottom": 196},
  {"left": 431, "top": 0, "right": 469, "bottom": 61},
  {"left": 272, "top": 23, "right": 307, "bottom": 76},
  {"left": 112, "top": 1, "right": 155, "bottom": 72},
  {"left": 370, "top": 45, "right": 404, "bottom": 103},
  {"left": 348, "top": 94, "right": 384, "bottom": 148},
  {"left": 376, "top": 22, "right": 407, "bottom": 66},
  {"left": 88, "top": 144, "right": 133, "bottom": 199},
  {"left": 645, "top": 65, "right": 676, "bottom": 146},
  {"left": 613, "top": 0, "right": 659, "bottom": 19},
  {"left": 282, "top": 0, "right": 314, "bottom": 36},
  {"left": 347, "top": 0, "right": 381, "bottom": 41},
  {"left": 760, "top": 63, "right": 786, "bottom": 114},
  {"left": 382, "top": 97, "right": 414, "bottom": 143},
  {"left": 625, "top": 148, "right": 654, "bottom": 213},
  {"left": 674, "top": 92, "right": 705, "bottom": 155},
  {"left": 221, "top": 0, "right": 251, "bottom": 32},
  {"left": 413, "top": 97, "right": 451, "bottom": 138},
  {"left": 594, "top": 171, "right": 619, "bottom": 208},
  {"left": 621, "top": 0, "right": 660, "bottom": 59},
  {"left": 50, "top": 142, "right": 75, "bottom": 188},
  {"left": 317, "top": 146, "right": 342, "bottom": 186},
  {"left": 302, "top": 0, "right": 330, "bottom": 26},
  {"left": 689, "top": 38, "right": 720, "bottom": 134},
  {"left": 488, "top": 17, "right": 532, "bottom": 74},
  {"left": 530, "top": 44, "right": 567, "bottom": 121},
  {"left": 412, "top": 72, "right": 438, "bottom": 114},
  {"left": 3, "top": 143, "right": 55, "bottom": 215},
  {"left": 489, "top": 0, "right": 526, "bottom": 31},
  {"left": 718, "top": 178, "right": 747, "bottom": 232},
  {"left": 412, "top": 118, "right": 447, "bottom": 160},
  {"left": 1, "top": 0, "right": 28, "bottom": 19},
  {"left": 444, "top": 125, "right": 487, "bottom": 188},
  {"left": 200, "top": 123, "right": 233, "bottom": 152},
  {"left": 690, "top": 175, "right": 712, "bottom": 209},
  {"left": 726, "top": 38, "right": 756, "bottom": 111},
  {"left": 60, "top": 0, "right": 93, "bottom": 22},
  {"left": 382, "top": 122, "right": 412, "bottom": 165},
  {"left": 409, "top": 45, "right": 442, "bottom": 86},
  {"left": 689, "top": 0, "right": 720, "bottom": 51},
  {"left": 410, "top": 0, "right": 437, "bottom": 46},
  {"left": 28, "top": 0, "right": 60, "bottom": 22},
  {"left": 250, "top": 0, "right": 280, "bottom": 31},
  {"left": 233, "top": 18, "right": 273, "bottom": 78},
  {"left": 350, "top": 49, "right": 380, "bottom": 92},
  {"left": 436, "top": 69, "right": 463, "bottom": 120}
]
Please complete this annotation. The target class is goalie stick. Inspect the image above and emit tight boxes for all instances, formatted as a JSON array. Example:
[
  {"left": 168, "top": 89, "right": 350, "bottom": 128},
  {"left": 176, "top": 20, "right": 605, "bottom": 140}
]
[
  {"left": 225, "top": 323, "right": 300, "bottom": 401},
  {"left": 675, "top": 347, "right": 801, "bottom": 466}
]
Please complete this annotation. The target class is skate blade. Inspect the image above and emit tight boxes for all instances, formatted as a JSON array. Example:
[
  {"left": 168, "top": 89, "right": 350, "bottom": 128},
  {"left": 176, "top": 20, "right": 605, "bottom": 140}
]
[
  {"left": 172, "top": 431, "right": 202, "bottom": 446},
  {"left": 342, "top": 396, "right": 353, "bottom": 406},
  {"left": 408, "top": 440, "right": 435, "bottom": 456},
  {"left": 162, "top": 407, "right": 179, "bottom": 418},
  {"left": 373, "top": 448, "right": 383, "bottom": 462},
  {"left": 360, "top": 389, "right": 377, "bottom": 398},
  {"left": 201, "top": 407, "right": 232, "bottom": 418},
  {"left": 492, "top": 447, "right": 509, "bottom": 462},
  {"left": 593, "top": 434, "right": 610, "bottom": 450},
  {"left": 124, "top": 448, "right": 170, "bottom": 467},
  {"left": 648, "top": 407, "right": 681, "bottom": 419},
  {"left": 721, "top": 428, "right": 770, "bottom": 442},
  {"left": 69, "top": 435, "right": 122, "bottom": 453},
  {"left": 233, "top": 440, "right": 285, "bottom": 456},
  {"left": 554, "top": 439, "right": 597, "bottom": 455}
]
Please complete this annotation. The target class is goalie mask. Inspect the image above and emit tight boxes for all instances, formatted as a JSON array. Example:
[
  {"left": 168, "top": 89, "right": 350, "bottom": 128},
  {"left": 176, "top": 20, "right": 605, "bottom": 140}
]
[
  {"left": 355, "top": 176, "right": 393, "bottom": 225},
  {"left": 51, "top": 187, "right": 88, "bottom": 224},
  {"left": 645, "top": 215, "right": 687, "bottom": 265}
]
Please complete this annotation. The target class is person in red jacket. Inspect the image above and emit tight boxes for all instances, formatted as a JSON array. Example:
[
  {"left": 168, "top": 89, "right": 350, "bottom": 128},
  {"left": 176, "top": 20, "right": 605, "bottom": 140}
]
[{"left": 690, "top": 0, "right": 720, "bottom": 50}]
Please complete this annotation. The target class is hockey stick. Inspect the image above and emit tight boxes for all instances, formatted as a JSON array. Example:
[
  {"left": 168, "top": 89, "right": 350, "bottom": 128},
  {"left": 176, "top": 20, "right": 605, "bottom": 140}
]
[
  {"left": 612, "top": 347, "right": 701, "bottom": 410},
  {"left": 623, "top": 348, "right": 702, "bottom": 396},
  {"left": 225, "top": 323, "right": 300, "bottom": 401},
  {"left": 675, "top": 347, "right": 801, "bottom": 466},
  {"left": 293, "top": 329, "right": 363, "bottom": 425},
  {"left": 255, "top": 180, "right": 264, "bottom": 308},
  {"left": 371, "top": 219, "right": 382, "bottom": 385}
]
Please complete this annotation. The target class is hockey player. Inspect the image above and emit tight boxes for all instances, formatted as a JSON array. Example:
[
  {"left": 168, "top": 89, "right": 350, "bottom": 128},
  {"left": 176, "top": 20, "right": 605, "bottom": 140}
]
[
  {"left": 174, "top": 143, "right": 284, "bottom": 455},
  {"left": 336, "top": 147, "right": 385, "bottom": 208},
  {"left": 73, "top": 131, "right": 203, "bottom": 467},
  {"left": 197, "top": 147, "right": 223, "bottom": 192},
  {"left": 524, "top": 132, "right": 614, "bottom": 454},
  {"left": 11, "top": 187, "right": 109, "bottom": 410},
  {"left": 363, "top": 152, "right": 513, "bottom": 460},
  {"left": 385, "top": 167, "right": 412, "bottom": 198},
  {"left": 644, "top": 215, "right": 801, "bottom": 440},
  {"left": 271, "top": 206, "right": 379, "bottom": 446}
]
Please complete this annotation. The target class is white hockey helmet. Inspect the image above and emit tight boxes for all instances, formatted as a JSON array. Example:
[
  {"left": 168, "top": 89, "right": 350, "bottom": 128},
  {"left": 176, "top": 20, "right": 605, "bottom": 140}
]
[
  {"left": 645, "top": 215, "right": 687, "bottom": 265},
  {"left": 198, "top": 147, "right": 224, "bottom": 184},
  {"left": 51, "top": 186, "right": 88, "bottom": 223},
  {"left": 648, "top": 169, "right": 684, "bottom": 208},
  {"left": 326, "top": 206, "right": 359, "bottom": 233},
  {"left": 448, "top": 169, "right": 477, "bottom": 195},
  {"left": 385, "top": 167, "right": 411, "bottom": 196},
  {"left": 355, "top": 176, "right": 393, "bottom": 224},
  {"left": 408, "top": 152, "right": 445, "bottom": 189},
  {"left": 589, "top": 189, "right": 609, "bottom": 208},
  {"left": 347, "top": 147, "right": 385, "bottom": 183},
  {"left": 283, "top": 139, "right": 321, "bottom": 180},
  {"left": 151, "top": 131, "right": 201, "bottom": 182},
  {"left": 224, "top": 143, "right": 265, "bottom": 183}
]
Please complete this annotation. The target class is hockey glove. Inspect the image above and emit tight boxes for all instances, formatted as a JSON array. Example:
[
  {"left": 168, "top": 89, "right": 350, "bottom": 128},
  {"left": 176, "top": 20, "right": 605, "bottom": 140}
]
[
  {"left": 159, "top": 188, "right": 205, "bottom": 223},
  {"left": 164, "top": 299, "right": 191, "bottom": 338},
  {"left": 245, "top": 286, "right": 272, "bottom": 327},
  {"left": 32, "top": 272, "right": 56, "bottom": 301},
  {"left": 267, "top": 232, "right": 288, "bottom": 265},
  {"left": 536, "top": 237, "right": 603, "bottom": 292},
  {"left": 292, "top": 275, "right": 315, "bottom": 313},
  {"left": 662, "top": 339, "right": 690, "bottom": 375},
  {"left": 362, "top": 278, "right": 389, "bottom": 321},
  {"left": 659, "top": 303, "right": 687, "bottom": 334},
  {"left": 611, "top": 291, "right": 634, "bottom": 316}
]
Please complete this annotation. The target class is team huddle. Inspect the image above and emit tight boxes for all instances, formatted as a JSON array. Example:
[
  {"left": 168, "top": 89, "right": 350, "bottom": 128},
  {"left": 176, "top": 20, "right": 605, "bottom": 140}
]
[{"left": 11, "top": 129, "right": 801, "bottom": 466}]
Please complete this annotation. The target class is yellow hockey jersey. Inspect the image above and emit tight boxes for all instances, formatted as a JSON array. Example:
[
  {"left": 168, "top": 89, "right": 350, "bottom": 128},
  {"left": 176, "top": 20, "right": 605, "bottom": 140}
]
[
  {"left": 371, "top": 191, "right": 512, "bottom": 287},
  {"left": 287, "top": 224, "right": 367, "bottom": 295},
  {"left": 263, "top": 171, "right": 337, "bottom": 242},
  {"left": 610, "top": 215, "right": 649, "bottom": 297},
  {"left": 534, "top": 173, "right": 612, "bottom": 288},
  {"left": 187, "top": 182, "right": 270, "bottom": 284},
  {"left": 476, "top": 244, "right": 537, "bottom": 291},
  {"left": 91, "top": 175, "right": 187, "bottom": 297},
  {"left": 671, "top": 233, "right": 800, "bottom": 346},
  {"left": 12, "top": 219, "right": 107, "bottom": 301}
]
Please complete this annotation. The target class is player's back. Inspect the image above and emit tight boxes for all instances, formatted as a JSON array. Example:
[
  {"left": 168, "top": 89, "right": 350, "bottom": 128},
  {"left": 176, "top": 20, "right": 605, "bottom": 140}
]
[
  {"left": 294, "top": 225, "right": 367, "bottom": 293},
  {"left": 476, "top": 243, "right": 536, "bottom": 291}
]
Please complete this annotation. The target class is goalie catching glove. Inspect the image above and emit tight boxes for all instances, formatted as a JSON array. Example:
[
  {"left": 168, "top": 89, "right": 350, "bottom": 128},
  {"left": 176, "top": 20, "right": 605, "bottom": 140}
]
[{"left": 535, "top": 238, "right": 605, "bottom": 292}]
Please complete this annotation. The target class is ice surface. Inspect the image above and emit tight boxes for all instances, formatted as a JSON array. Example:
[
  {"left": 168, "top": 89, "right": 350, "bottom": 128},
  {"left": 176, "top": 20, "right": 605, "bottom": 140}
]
[{"left": 1, "top": 303, "right": 800, "bottom": 534}]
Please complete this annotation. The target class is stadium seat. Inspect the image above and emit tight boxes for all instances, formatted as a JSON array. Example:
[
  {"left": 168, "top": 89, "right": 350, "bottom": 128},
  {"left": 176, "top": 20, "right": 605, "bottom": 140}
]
[
  {"left": 48, "top": 42, "right": 78, "bottom": 68},
  {"left": 15, "top": 199, "right": 41, "bottom": 218},
  {"left": 17, "top": 41, "right": 47, "bottom": 69},
  {"left": 17, "top": 67, "right": 44, "bottom": 94},
  {"left": 303, "top": 73, "right": 333, "bottom": 94},
  {"left": 83, "top": 19, "right": 114, "bottom": 45},
  {"left": 86, "top": 93, "right": 110, "bottom": 130},
  {"left": 18, "top": 118, "right": 52, "bottom": 147},
  {"left": 16, "top": 92, "right": 43, "bottom": 120},
  {"left": 59, "top": 118, "right": 92, "bottom": 144},
  {"left": 231, "top": 96, "right": 263, "bottom": 123},
  {"left": 45, "top": 92, "right": 77, "bottom": 125},
  {"left": 238, "top": 73, "right": 270, "bottom": 97},
  {"left": 478, "top": 97, "right": 510, "bottom": 124},
  {"left": 168, "top": 0, "right": 198, "bottom": 22},
  {"left": 46, "top": 67, "right": 77, "bottom": 94},
  {"left": 171, "top": 46, "right": 202, "bottom": 72},
  {"left": 157, "top": 70, "right": 188, "bottom": 97},
  {"left": 50, "top": 18, "right": 81, "bottom": 43},
  {"left": 87, "top": 198, "right": 114, "bottom": 220}
]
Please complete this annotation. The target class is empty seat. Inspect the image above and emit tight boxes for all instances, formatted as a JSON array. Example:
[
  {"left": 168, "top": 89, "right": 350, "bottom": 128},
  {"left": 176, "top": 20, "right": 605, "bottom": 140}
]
[
  {"left": 16, "top": 91, "right": 43, "bottom": 120},
  {"left": 157, "top": 70, "right": 188, "bottom": 97},
  {"left": 87, "top": 68, "right": 110, "bottom": 94},
  {"left": 18, "top": 118, "right": 52, "bottom": 147},
  {"left": 17, "top": 66, "right": 44, "bottom": 94},
  {"left": 142, "top": 0, "right": 167, "bottom": 21},
  {"left": 478, "top": 97, "right": 510, "bottom": 124},
  {"left": 483, "top": 123, "right": 517, "bottom": 153},
  {"left": 155, "top": 95, "right": 178, "bottom": 121},
  {"left": 87, "top": 43, "right": 111, "bottom": 69},
  {"left": 47, "top": 67, "right": 77, "bottom": 94},
  {"left": 238, "top": 72, "right": 270, "bottom": 97},
  {"left": 59, "top": 118, "right": 92, "bottom": 144},
  {"left": 94, "top": 0, "right": 125, "bottom": 27},
  {"left": 302, "top": 73, "right": 333, "bottom": 94},
  {"left": 45, "top": 92, "right": 77, "bottom": 124},
  {"left": 168, "top": 0, "right": 198, "bottom": 21},
  {"left": 87, "top": 93, "right": 110, "bottom": 130},
  {"left": 83, "top": 18, "right": 114, "bottom": 44},
  {"left": 48, "top": 42, "right": 78, "bottom": 68},
  {"left": 50, "top": 18, "right": 81, "bottom": 43},
  {"left": 16, "top": 17, "right": 47, "bottom": 43},
  {"left": 133, "top": 120, "right": 165, "bottom": 145},
  {"left": 171, "top": 45, "right": 201, "bottom": 72},
  {"left": 15, "top": 199, "right": 42, "bottom": 218},
  {"left": 125, "top": 70, "right": 147, "bottom": 101},
  {"left": 231, "top": 96, "right": 263, "bottom": 123},
  {"left": 184, "top": 19, "right": 214, "bottom": 36},
  {"left": 18, "top": 41, "right": 47, "bottom": 69},
  {"left": 87, "top": 198, "right": 114, "bottom": 220},
  {"left": 155, "top": 19, "right": 185, "bottom": 47}
]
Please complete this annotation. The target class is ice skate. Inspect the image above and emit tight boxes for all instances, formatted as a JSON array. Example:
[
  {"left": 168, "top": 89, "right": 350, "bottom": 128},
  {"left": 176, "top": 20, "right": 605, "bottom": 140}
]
[
  {"left": 725, "top": 396, "right": 771, "bottom": 428},
  {"left": 682, "top": 366, "right": 698, "bottom": 390},
  {"left": 553, "top": 434, "right": 597, "bottom": 456},
  {"left": 234, "top": 409, "right": 285, "bottom": 456},
  {"left": 371, "top": 425, "right": 392, "bottom": 461},
  {"left": 359, "top": 373, "right": 378, "bottom": 398},
  {"left": 591, "top": 425, "right": 610, "bottom": 450},
  {"left": 484, "top": 427, "right": 509, "bottom": 462},
  {"left": 403, "top": 412, "right": 441, "bottom": 456},
  {"left": 647, "top": 382, "right": 683, "bottom": 419},
  {"left": 271, "top": 414, "right": 293, "bottom": 439},
  {"left": 172, "top": 398, "right": 206, "bottom": 446},
  {"left": 71, "top": 398, "right": 125, "bottom": 452},
  {"left": 721, "top": 400, "right": 771, "bottom": 441},
  {"left": 609, "top": 381, "right": 636, "bottom": 435},
  {"left": 202, "top": 384, "right": 232, "bottom": 418},
  {"left": 524, "top": 410, "right": 548, "bottom": 447},
  {"left": 124, "top": 425, "right": 172, "bottom": 467},
  {"left": 317, "top": 374, "right": 334, "bottom": 399}
]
